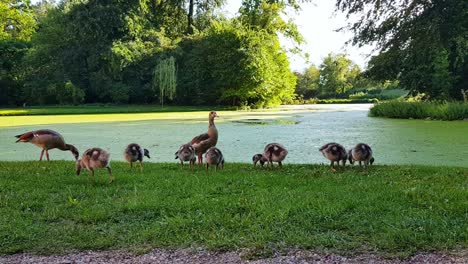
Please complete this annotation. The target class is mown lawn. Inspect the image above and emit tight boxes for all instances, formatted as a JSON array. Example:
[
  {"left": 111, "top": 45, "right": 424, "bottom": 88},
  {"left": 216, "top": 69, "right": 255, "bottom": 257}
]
[
  {"left": 0, "top": 105, "right": 232, "bottom": 116},
  {"left": 0, "top": 162, "right": 466, "bottom": 257}
]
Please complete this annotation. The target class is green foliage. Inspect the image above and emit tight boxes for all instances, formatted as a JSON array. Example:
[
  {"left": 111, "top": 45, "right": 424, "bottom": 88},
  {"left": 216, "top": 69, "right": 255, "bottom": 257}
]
[
  {"left": 153, "top": 57, "right": 177, "bottom": 107},
  {"left": 319, "top": 53, "right": 361, "bottom": 96},
  {"left": 55, "top": 81, "right": 85, "bottom": 105},
  {"left": 338, "top": 0, "right": 468, "bottom": 100},
  {"left": 0, "top": 0, "right": 303, "bottom": 107},
  {"left": 0, "top": 0, "right": 37, "bottom": 41},
  {"left": 176, "top": 20, "right": 296, "bottom": 107},
  {"left": 1, "top": 161, "right": 467, "bottom": 256},
  {"left": 370, "top": 101, "right": 468, "bottom": 121},
  {"left": 294, "top": 64, "right": 320, "bottom": 98}
]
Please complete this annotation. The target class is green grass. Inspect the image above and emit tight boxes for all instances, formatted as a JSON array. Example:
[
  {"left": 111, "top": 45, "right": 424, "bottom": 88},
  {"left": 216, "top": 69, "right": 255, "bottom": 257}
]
[
  {"left": 0, "top": 162, "right": 466, "bottom": 257},
  {"left": 0, "top": 105, "right": 232, "bottom": 116},
  {"left": 370, "top": 101, "right": 468, "bottom": 120}
]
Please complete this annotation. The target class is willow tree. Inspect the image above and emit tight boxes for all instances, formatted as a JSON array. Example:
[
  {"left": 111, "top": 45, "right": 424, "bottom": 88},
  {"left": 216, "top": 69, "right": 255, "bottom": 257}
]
[{"left": 153, "top": 57, "right": 177, "bottom": 107}]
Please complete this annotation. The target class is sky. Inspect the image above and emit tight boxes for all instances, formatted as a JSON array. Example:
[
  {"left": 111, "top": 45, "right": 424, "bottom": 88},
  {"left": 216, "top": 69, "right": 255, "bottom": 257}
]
[{"left": 31, "top": 0, "right": 375, "bottom": 72}]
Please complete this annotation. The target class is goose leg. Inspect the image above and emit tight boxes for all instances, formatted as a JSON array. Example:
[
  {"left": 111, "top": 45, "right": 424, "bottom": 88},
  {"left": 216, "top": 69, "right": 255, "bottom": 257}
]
[
  {"left": 198, "top": 154, "right": 203, "bottom": 165},
  {"left": 46, "top": 150, "right": 50, "bottom": 161},
  {"left": 90, "top": 168, "right": 95, "bottom": 183},
  {"left": 39, "top": 149, "right": 45, "bottom": 161},
  {"left": 278, "top": 161, "right": 282, "bottom": 168},
  {"left": 139, "top": 161, "right": 143, "bottom": 173},
  {"left": 107, "top": 167, "right": 114, "bottom": 183},
  {"left": 130, "top": 162, "right": 133, "bottom": 169}
]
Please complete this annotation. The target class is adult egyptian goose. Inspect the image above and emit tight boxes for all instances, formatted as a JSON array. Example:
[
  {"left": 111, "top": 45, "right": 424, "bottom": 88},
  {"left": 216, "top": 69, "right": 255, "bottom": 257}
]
[
  {"left": 15, "top": 129, "right": 79, "bottom": 161},
  {"left": 190, "top": 111, "right": 219, "bottom": 164},
  {"left": 349, "top": 143, "right": 374, "bottom": 168},
  {"left": 319, "top": 142, "right": 347, "bottom": 169},
  {"left": 124, "top": 143, "right": 150, "bottom": 172},
  {"left": 76, "top": 147, "right": 113, "bottom": 183},
  {"left": 175, "top": 143, "right": 196, "bottom": 168},
  {"left": 263, "top": 143, "right": 288, "bottom": 167},
  {"left": 205, "top": 147, "right": 224, "bottom": 170}
]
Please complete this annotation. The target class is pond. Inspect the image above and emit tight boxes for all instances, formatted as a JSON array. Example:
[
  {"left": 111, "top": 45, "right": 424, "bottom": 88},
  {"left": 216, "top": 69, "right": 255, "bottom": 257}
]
[{"left": 0, "top": 104, "right": 467, "bottom": 167}]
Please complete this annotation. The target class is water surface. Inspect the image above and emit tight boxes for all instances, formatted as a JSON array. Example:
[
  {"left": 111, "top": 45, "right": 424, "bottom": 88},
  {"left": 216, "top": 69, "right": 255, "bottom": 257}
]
[{"left": 1, "top": 104, "right": 466, "bottom": 167}]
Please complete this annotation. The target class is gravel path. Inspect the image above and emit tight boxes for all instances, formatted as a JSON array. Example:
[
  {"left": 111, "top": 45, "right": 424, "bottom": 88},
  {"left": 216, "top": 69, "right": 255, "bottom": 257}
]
[{"left": 1, "top": 249, "right": 467, "bottom": 264}]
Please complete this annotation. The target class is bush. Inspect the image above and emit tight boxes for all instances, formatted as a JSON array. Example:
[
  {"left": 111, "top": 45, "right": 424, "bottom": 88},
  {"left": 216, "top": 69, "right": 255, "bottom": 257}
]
[
  {"left": 369, "top": 101, "right": 468, "bottom": 120},
  {"left": 109, "top": 82, "right": 130, "bottom": 104},
  {"left": 56, "top": 81, "right": 85, "bottom": 105}
]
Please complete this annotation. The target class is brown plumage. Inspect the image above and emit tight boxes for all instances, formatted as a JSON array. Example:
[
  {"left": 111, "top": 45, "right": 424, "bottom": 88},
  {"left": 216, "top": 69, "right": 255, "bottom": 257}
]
[
  {"left": 252, "top": 153, "right": 268, "bottom": 167},
  {"left": 319, "top": 142, "right": 347, "bottom": 168},
  {"left": 349, "top": 143, "right": 374, "bottom": 168},
  {"left": 190, "top": 111, "right": 219, "bottom": 165},
  {"left": 76, "top": 147, "right": 114, "bottom": 183},
  {"left": 15, "top": 129, "right": 79, "bottom": 161},
  {"left": 205, "top": 147, "right": 224, "bottom": 170},
  {"left": 263, "top": 143, "right": 288, "bottom": 167},
  {"left": 124, "top": 143, "right": 150, "bottom": 172},
  {"left": 175, "top": 143, "right": 196, "bottom": 168}
]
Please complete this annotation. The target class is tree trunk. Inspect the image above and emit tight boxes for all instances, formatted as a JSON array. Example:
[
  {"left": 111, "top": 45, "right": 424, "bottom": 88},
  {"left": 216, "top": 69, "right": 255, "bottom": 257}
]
[{"left": 187, "top": 0, "right": 194, "bottom": 34}]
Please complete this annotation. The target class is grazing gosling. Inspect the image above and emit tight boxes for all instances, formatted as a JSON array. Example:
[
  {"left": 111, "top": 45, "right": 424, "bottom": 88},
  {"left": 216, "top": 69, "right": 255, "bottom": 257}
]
[
  {"left": 319, "top": 142, "right": 347, "bottom": 169},
  {"left": 76, "top": 147, "right": 114, "bottom": 183},
  {"left": 124, "top": 143, "right": 150, "bottom": 172},
  {"left": 252, "top": 154, "right": 268, "bottom": 167},
  {"left": 175, "top": 143, "right": 196, "bottom": 168},
  {"left": 349, "top": 143, "right": 374, "bottom": 168},
  {"left": 205, "top": 147, "right": 224, "bottom": 171},
  {"left": 263, "top": 143, "right": 288, "bottom": 167}
]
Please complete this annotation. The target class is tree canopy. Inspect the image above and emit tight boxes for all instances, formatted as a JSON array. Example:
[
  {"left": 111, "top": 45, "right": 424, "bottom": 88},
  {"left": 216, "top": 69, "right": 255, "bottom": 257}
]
[{"left": 337, "top": 0, "right": 468, "bottom": 100}]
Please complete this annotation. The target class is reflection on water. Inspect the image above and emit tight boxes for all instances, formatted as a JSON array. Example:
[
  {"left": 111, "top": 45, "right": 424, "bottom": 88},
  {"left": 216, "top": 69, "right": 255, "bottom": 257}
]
[{"left": 1, "top": 104, "right": 467, "bottom": 167}]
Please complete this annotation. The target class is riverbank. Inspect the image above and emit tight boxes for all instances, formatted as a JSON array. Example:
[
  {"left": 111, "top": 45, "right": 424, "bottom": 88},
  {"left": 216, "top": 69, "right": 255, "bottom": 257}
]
[
  {"left": 369, "top": 101, "right": 468, "bottom": 121},
  {"left": 1, "top": 162, "right": 466, "bottom": 257}
]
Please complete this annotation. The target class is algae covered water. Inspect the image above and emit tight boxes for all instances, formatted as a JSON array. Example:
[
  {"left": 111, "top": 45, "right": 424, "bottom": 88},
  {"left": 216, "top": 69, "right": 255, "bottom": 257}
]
[{"left": 0, "top": 104, "right": 467, "bottom": 166}]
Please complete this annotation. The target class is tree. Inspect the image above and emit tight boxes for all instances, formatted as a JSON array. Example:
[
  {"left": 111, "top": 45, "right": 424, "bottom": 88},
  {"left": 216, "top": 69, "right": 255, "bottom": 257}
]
[
  {"left": 186, "top": 0, "right": 224, "bottom": 34},
  {"left": 0, "top": 0, "right": 36, "bottom": 41},
  {"left": 239, "top": 0, "right": 305, "bottom": 46},
  {"left": 153, "top": 57, "right": 177, "bottom": 107},
  {"left": 176, "top": 20, "right": 296, "bottom": 107},
  {"left": 337, "top": 0, "right": 468, "bottom": 100},
  {"left": 319, "top": 53, "right": 360, "bottom": 96},
  {"left": 295, "top": 64, "right": 320, "bottom": 98}
]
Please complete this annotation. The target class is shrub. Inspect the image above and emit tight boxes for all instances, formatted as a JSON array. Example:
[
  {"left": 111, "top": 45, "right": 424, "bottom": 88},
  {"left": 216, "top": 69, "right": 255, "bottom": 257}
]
[
  {"left": 369, "top": 101, "right": 468, "bottom": 120},
  {"left": 56, "top": 81, "right": 85, "bottom": 105}
]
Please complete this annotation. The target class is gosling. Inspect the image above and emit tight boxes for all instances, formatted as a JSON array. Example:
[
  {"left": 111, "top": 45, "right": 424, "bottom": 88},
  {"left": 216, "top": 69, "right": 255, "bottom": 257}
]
[
  {"left": 124, "top": 143, "right": 150, "bottom": 172},
  {"left": 205, "top": 147, "right": 224, "bottom": 171},
  {"left": 76, "top": 147, "right": 114, "bottom": 183},
  {"left": 175, "top": 143, "right": 196, "bottom": 168}
]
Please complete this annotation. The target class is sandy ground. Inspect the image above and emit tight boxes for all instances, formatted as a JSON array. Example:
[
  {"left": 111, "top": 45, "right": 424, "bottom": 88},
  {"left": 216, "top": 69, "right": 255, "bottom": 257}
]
[{"left": 1, "top": 249, "right": 467, "bottom": 264}]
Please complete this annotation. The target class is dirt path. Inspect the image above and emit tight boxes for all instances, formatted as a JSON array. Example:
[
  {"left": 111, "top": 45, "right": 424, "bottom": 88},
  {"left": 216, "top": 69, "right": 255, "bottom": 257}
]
[{"left": 1, "top": 249, "right": 467, "bottom": 264}]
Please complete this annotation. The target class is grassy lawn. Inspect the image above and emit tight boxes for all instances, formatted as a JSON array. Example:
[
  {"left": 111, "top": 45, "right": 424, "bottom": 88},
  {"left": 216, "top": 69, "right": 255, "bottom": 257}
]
[
  {"left": 0, "top": 162, "right": 466, "bottom": 257},
  {"left": 0, "top": 105, "right": 233, "bottom": 116}
]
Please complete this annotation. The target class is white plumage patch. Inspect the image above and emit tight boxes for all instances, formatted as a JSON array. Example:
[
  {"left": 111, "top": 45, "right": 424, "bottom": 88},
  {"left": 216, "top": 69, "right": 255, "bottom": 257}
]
[{"left": 274, "top": 146, "right": 278, "bottom": 151}]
